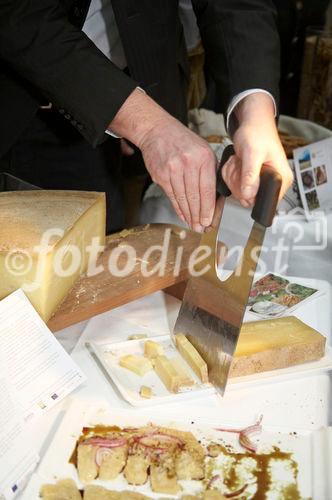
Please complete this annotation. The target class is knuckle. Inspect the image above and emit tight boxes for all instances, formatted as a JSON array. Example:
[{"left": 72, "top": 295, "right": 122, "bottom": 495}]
[
  {"left": 242, "top": 170, "right": 257, "bottom": 183},
  {"left": 181, "top": 151, "right": 192, "bottom": 164},
  {"left": 168, "top": 161, "right": 179, "bottom": 175}
]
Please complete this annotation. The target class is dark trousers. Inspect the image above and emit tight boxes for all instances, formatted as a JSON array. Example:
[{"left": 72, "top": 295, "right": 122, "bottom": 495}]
[{"left": 0, "top": 110, "right": 124, "bottom": 233}]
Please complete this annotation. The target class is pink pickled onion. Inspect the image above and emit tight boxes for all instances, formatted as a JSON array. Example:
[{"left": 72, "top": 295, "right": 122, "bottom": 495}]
[
  {"left": 216, "top": 415, "right": 263, "bottom": 454},
  {"left": 95, "top": 447, "right": 113, "bottom": 467},
  {"left": 207, "top": 474, "right": 220, "bottom": 489},
  {"left": 137, "top": 432, "right": 184, "bottom": 448},
  {"left": 82, "top": 436, "right": 127, "bottom": 448}
]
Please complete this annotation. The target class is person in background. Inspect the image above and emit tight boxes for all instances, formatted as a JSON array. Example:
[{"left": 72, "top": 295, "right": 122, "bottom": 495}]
[
  {"left": 274, "top": 0, "right": 330, "bottom": 116},
  {"left": 0, "top": 1, "right": 292, "bottom": 233}
]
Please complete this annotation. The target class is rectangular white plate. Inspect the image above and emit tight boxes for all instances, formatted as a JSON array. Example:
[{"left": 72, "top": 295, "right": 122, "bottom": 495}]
[
  {"left": 87, "top": 335, "right": 332, "bottom": 407},
  {"left": 22, "top": 399, "right": 332, "bottom": 500},
  {"left": 87, "top": 335, "right": 215, "bottom": 407}
]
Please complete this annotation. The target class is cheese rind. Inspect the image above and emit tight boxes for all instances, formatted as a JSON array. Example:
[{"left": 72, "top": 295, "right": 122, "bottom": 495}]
[
  {"left": 144, "top": 340, "right": 164, "bottom": 358},
  {"left": 175, "top": 334, "right": 209, "bottom": 383},
  {"left": 0, "top": 191, "right": 106, "bottom": 321},
  {"left": 119, "top": 355, "right": 153, "bottom": 376}
]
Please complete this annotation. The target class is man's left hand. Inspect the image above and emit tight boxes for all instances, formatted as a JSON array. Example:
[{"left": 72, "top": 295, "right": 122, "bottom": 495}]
[{"left": 222, "top": 93, "right": 293, "bottom": 208}]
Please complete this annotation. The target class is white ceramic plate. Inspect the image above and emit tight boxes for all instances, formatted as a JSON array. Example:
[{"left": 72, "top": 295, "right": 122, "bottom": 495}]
[
  {"left": 22, "top": 399, "right": 332, "bottom": 500},
  {"left": 86, "top": 335, "right": 332, "bottom": 407}
]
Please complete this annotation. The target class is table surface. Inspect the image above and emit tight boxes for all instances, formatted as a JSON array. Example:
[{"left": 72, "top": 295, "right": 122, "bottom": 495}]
[{"left": 20, "top": 276, "right": 332, "bottom": 498}]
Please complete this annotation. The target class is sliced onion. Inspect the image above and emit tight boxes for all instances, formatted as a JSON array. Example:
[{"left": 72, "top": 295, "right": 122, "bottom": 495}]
[
  {"left": 216, "top": 415, "right": 263, "bottom": 454},
  {"left": 138, "top": 432, "right": 184, "bottom": 448},
  {"left": 239, "top": 415, "right": 263, "bottom": 454},
  {"left": 224, "top": 483, "right": 248, "bottom": 498},
  {"left": 207, "top": 474, "right": 220, "bottom": 489},
  {"left": 82, "top": 436, "right": 127, "bottom": 448},
  {"left": 95, "top": 447, "right": 113, "bottom": 467}
]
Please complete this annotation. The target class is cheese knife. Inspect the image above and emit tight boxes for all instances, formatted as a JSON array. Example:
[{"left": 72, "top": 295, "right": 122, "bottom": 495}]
[{"left": 172, "top": 144, "right": 282, "bottom": 395}]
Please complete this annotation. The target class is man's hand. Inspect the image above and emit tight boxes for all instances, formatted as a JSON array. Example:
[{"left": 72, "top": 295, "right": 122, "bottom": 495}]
[
  {"left": 110, "top": 89, "right": 217, "bottom": 232},
  {"left": 222, "top": 93, "right": 294, "bottom": 207}
]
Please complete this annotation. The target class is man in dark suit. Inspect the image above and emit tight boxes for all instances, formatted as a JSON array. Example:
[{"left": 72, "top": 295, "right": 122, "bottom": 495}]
[{"left": 0, "top": 0, "right": 292, "bottom": 233}]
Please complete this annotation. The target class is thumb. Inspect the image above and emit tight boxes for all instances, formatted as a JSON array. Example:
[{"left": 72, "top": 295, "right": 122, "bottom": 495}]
[{"left": 240, "top": 149, "right": 264, "bottom": 200}]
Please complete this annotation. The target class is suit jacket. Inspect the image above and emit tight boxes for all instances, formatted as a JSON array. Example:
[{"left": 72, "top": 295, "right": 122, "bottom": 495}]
[{"left": 0, "top": 0, "right": 280, "bottom": 158}]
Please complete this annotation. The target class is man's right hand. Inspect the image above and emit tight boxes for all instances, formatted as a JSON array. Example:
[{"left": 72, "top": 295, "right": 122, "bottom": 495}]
[{"left": 109, "top": 89, "right": 217, "bottom": 233}]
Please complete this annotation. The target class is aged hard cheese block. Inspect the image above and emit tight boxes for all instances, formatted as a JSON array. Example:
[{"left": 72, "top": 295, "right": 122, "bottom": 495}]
[
  {"left": 0, "top": 191, "right": 106, "bottom": 321},
  {"left": 230, "top": 316, "right": 326, "bottom": 377}
]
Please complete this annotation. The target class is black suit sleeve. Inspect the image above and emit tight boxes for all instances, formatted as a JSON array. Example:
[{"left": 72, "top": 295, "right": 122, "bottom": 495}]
[
  {"left": 0, "top": 0, "right": 137, "bottom": 146},
  {"left": 192, "top": 0, "right": 280, "bottom": 114}
]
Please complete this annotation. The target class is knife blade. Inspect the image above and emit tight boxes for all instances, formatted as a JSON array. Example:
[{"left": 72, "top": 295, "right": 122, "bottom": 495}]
[{"left": 172, "top": 144, "right": 282, "bottom": 395}]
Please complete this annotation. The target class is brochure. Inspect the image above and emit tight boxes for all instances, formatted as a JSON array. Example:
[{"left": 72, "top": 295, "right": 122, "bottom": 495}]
[{"left": 293, "top": 137, "right": 332, "bottom": 217}]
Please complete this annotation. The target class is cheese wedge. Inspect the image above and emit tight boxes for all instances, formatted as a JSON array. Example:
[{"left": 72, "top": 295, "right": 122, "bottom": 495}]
[
  {"left": 230, "top": 316, "right": 326, "bottom": 377},
  {"left": 144, "top": 340, "right": 164, "bottom": 358},
  {"left": 175, "top": 334, "right": 209, "bottom": 383},
  {"left": 0, "top": 191, "right": 105, "bottom": 321},
  {"left": 119, "top": 355, "right": 153, "bottom": 376}
]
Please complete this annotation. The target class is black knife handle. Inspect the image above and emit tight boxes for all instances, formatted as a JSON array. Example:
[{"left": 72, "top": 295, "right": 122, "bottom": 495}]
[
  {"left": 217, "top": 144, "right": 282, "bottom": 228},
  {"left": 252, "top": 164, "right": 282, "bottom": 227}
]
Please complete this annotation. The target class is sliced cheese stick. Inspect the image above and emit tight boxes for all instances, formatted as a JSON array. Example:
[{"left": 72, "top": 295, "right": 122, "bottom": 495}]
[{"left": 175, "top": 334, "right": 209, "bottom": 383}]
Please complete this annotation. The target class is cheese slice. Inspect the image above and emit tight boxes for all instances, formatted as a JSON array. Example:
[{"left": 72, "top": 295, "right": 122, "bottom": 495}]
[
  {"left": 175, "top": 334, "right": 209, "bottom": 383},
  {"left": 154, "top": 355, "right": 182, "bottom": 393},
  {"left": 0, "top": 190, "right": 105, "bottom": 321},
  {"left": 144, "top": 340, "right": 164, "bottom": 358},
  {"left": 119, "top": 355, "right": 153, "bottom": 376},
  {"left": 154, "top": 355, "right": 194, "bottom": 393},
  {"left": 171, "top": 357, "right": 195, "bottom": 387}
]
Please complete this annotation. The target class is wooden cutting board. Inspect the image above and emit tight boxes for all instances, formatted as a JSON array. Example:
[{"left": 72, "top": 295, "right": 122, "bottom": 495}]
[{"left": 48, "top": 223, "right": 220, "bottom": 332}]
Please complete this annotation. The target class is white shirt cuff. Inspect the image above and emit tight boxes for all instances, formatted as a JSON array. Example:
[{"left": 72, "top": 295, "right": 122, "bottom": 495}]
[
  {"left": 226, "top": 89, "right": 277, "bottom": 135},
  {"left": 106, "top": 86, "right": 146, "bottom": 138}
]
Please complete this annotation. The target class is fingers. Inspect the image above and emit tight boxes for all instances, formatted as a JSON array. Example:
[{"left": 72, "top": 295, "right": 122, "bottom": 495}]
[
  {"left": 183, "top": 163, "right": 202, "bottom": 233},
  {"left": 278, "top": 156, "right": 294, "bottom": 200},
  {"left": 167, "top": 149, "right": 216, "bottom": 232},
  {"left": 239, "top": 147, "right": 264, "bottom": 201},
  {"left": 163, "top": 182, "right": 186, "bottom": 224},
  {"left": 199, "top": 157, "right": 217, "bottom": 228},
  {"left": 168, "top": 163, "right": 192, "bottom": 226}
]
